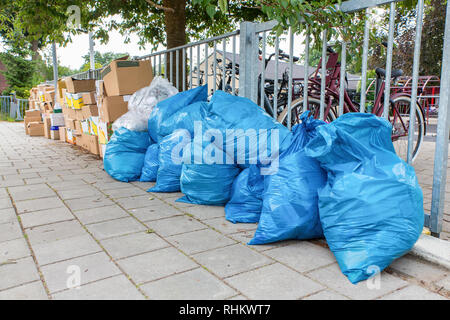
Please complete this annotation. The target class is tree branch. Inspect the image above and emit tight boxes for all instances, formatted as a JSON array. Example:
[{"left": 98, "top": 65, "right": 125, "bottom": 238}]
[{"left": 145, "top": 0, "right": 175, "bottom": 13}]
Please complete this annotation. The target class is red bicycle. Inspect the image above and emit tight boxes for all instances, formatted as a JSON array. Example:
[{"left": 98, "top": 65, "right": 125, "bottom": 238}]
[{"left": 279, "top": 47, "right": 426, "bottom": 162}]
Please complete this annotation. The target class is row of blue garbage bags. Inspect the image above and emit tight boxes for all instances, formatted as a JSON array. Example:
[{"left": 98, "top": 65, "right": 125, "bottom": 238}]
[{"left": 103, "top": 85, "right": 424, "bottom": 284}]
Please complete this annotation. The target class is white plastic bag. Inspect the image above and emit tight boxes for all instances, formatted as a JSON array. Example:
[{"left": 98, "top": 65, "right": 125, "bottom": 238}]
[{"left": 113, "top": 76, "right": 178, "bottom": 132}]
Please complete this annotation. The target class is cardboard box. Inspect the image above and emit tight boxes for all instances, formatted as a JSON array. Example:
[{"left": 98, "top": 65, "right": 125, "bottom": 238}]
[
  {"left": 89, "top": 116, "right": 99, "bottom": 136},
  {"left": 64, "top": 77, "right": 96, "bottom": 93},
  {"left": 66, "top": 129, "right": 76, "bottom": 144},
  {"left": 28, "top": 122, "right": 45, "bottom": 136},
  {"left": 81, "top": 120, "right": 90, "bottom": 135},
  {"left": 50, "top": 113, "right": 65, "bottom": 127},
  {"left": 25, "top": 110, "right": 41, "bottom": 118},
  {"left": 99, "top": 95, "right": 129, "bottom": 123},
  {"left": 74, "top": 120, "right": 82, "bottom": 133},
  {"left": 98, "top": 121, "right": 113, "bottom": 145},
  {"left": 74, "top": 109, "right": 84, "bottom": 121},
  {"left": 24, "top": 116, "right": 42, "bottom": 135},
  {"left": 88, "top": 135, "right": 100, "bottom": 155},
  {"left": 57, "top": 79, "right": 67, "bottom": 99},
  {"left": 82, "top": 105, "right": 98, "bottom": 118},
  {"left": 101, "top": 59, "right": 153, "bottom": 96},
  {"left": 99, "top": 143, "right": 107, "bottom": 159},
  {"left": 65, "top": 92, "right": 73, "bottom": 108},
  {"left": 44, "top": 91, "right": 55, "bottom": 103},
  {"left": 50, "top": 128, "right": 60, "bottom": 140},
  {"left": 59, "top": 127, "right": 67, "bottom": 142},
  {"left": 65, "top": 118, "right": 76, "bottom": 130},
  {"left": 44, "top": 116, "right": 52, "bottom": 139},
  {"left": 82, "top": 92, "right": 96, "bottom": 105},
  {"left": 72, "top": 93, "right": 84, "bottom": 110},
  {"left": 96, "top": 80, "right": 104, "bottom": 100}
]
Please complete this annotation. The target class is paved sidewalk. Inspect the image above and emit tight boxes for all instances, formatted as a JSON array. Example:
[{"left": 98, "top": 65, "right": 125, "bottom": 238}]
[{"left": 0, "top": 121, "right": 448, "bottom": 300}]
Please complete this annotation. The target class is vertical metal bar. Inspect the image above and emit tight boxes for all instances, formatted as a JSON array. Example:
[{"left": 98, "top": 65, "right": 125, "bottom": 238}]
[
  {"left": 158, "top": 54, "right": 161, "bottom": 75},
  {"left": 239, "top": 21, "right": 257, "bottom": 100},
  {"left": 232, "top": 36, "right": 236, "bottom": 95},
  {"left": 320, "top": 29, "right": 327, "bottom": 121},
  {"left": 430, "top": 0, "right": 450, "bottom": 236},
  {"left": 287, "top": 27, "right": 294, "bottom": 129},
  {"left": 383, "top": 2, "right": 397, "bottom": 119},
  {"left": 204, "top": 43, "right": 208, "bottom": 92},
  {"left": 303, "top": 27, "right": 310, "bottom": 114},
  {"left": 182, "top": 48, "right": 186, "bottom": 91},
  {"left": 338, "top": 37, "right": 347, "bottom": 117},
  {"left": 153, "top": 55, "right": 156, "bottom": 76},
  {"left": 176, "top": 50, "right": 180, "bottom": 90},
  {"left": 51, "top": 41, "right": 58, "bottom": 105},
  {"left": 407, "top": 0, "right": 425, "bottom": 164},
  {"left": 213, "top": 41, "right": 217, "bottom": 92},
  {"left": 169, "top": 51, "right": 173, "bottom": 85},
  {"left": 189, "top": 47, "right": 193, "bottom": 89},
  {"left": 222, "top": 39, "right": 226, "bottom": 90},
  {"left": 260, "top": 32, "right": 266, "bottom": 108},
  {"left": 360, "top": 8, "right": 371, "bottom": 113},
  {"left": 197, "top": 45, "right": 201, "bottom": 87},
  {"left": 164, "top": 53, "right": 167, "bottom": 79},
  {"left": 89, "top": 32, "right": 95, "bottom": 70},
  {"left": 274, "top": 35, "right": 279, "bottom": 119}
]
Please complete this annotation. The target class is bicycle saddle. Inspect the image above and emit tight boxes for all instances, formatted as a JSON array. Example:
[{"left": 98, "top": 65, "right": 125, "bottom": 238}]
[{"left": 376, "top": 67, "right": 403, "bottom": 79}]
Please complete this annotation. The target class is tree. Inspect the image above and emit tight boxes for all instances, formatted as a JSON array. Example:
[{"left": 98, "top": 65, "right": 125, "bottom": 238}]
[
  {"left": 79, "top": 51, "right": 129, "bottom": 71},
  {"left": 0, "top": 47, "right": 34, "bottom": 98}
]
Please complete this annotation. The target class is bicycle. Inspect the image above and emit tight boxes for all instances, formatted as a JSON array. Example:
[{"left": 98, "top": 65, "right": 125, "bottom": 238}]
[
  {"left": 282, "top": 46, "right": 426, "bottom": 162},
  {"left": 215, "top": 50, "right": 303, "bottom": 127}
]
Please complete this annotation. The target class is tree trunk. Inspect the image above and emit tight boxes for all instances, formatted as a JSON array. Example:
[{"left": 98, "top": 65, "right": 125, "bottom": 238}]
[
  {"left": 163, "top": 0, "right": 187, "bottom": 90},
  {"left": 30, "top": 39, "right": 40, "bottom": 61}
]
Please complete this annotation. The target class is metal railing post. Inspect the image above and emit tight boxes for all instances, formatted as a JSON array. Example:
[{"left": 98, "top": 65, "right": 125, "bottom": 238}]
[
  {"left": 430, "top": 0, "right": 450, "bottom": 236},
  {"left": 239, "top": 21, "right": 258, "bottom": 101}
]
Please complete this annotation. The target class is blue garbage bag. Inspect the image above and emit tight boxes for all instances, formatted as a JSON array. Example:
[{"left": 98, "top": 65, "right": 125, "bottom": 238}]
[
  {"left": 201, "top": 91, "right": 292, "bottom": 168},
  {"left": 158, "top": 101, "right": 208, "bottom": 138},
  {"left": 104, "top": 127, "right": 151, "bottom": 182},
  {"left": 140, "top": 143, "right": 159, "bottom": 182},
  {"left": 305, "top": 113, "right": 424, "bottom": 284},
  {"left": 178, "top": 163, "right": 241, "bottom": 206},
  {"left": 148, "top": 85, "right": 208, "bottom": 142},
  {"left": 249, "top": 112, "right": 326, "bottom": 245},
  {"left": 148, "top": 129, "right": 191, "bottom": 192},
  {"left": 225, "top": 165, "right": 264, "bottom": 224}
]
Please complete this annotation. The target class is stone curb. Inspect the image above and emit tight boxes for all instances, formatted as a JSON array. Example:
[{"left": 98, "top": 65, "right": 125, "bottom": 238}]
[{"left": 411, "top": 234, "right": 450, "bottom": 270}]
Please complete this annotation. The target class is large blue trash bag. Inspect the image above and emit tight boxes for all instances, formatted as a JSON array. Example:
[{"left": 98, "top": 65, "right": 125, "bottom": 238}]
[
  {"left": 249, "top": 112, "right": 326, "bottom": 245},
  {"left": 104, "top": 127, "right": 151, "bottom": 182},
  {"left": 148, "top": 129, "right": 191, "bottom": 192},
  {"left": 158, "top": 101, "right": 208, "bottom": 138},
  {"left": 225, "top": 165, "right": 264, "bottom": 223},
  {"left": 304, "top": 113, "right": 424, "bottom": 284},
  {"left": 202, "top": 91, "right": 292, "bottom": 168},
  {"left": 178, "top": 163, "right": 241, "bottom": 206},
  {"left": 140, "top": 143, "right": 160, "bottom": 182},
  {"left": 148, "top": 85, "right": 208, "bottom": 142}
]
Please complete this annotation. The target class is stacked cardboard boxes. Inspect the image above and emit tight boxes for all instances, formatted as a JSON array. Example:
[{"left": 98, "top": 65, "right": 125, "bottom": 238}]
[
  {"left": 96, "top": 57, "right": 153, "bottom": 157},
  {"left": 24, "top": 57, "right": 154, "bottom": 159},
  {"left": 24, "top": 109, "right": 44, "bottom": 136}
]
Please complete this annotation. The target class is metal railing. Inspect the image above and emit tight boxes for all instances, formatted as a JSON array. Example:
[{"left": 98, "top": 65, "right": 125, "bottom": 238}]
[
  {"left": 0, "top": 96, "right": 28, "bottom": 121},
  {"left": 48, "top": 0, "right": 449, "bottom": 237}
]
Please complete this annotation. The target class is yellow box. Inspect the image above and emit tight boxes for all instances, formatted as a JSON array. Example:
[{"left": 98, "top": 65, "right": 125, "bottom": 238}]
[
  {"left": 65, "top": 92, "right": 73, "bottom": 108},
  {"left": 72, "top": 93, "right": 84, "bottom": 110}
]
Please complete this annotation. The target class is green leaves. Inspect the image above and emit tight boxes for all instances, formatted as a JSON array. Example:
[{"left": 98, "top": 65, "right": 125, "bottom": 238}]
[
  {"left": 206, "top": 4, "right": 216, "bottom": 19},
  {"left": 218, "top": 0, "right": 228, "bottom": 13}
]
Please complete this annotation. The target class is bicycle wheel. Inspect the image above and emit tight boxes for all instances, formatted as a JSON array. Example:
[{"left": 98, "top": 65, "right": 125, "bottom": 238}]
[
  {"left": 277, "top": 97, "right": 336, "bottom": 126},
  {"left": 389, "top": 95, "right": 425, "bottom": 163}
]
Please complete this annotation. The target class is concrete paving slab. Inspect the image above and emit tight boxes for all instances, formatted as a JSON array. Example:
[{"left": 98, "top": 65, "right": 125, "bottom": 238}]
[
  {"left": 40, "top": 252, "right": 122, "bottom": 293},
  {"left": 141, "top": 268, "right": 236, "bottom": 300}
]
